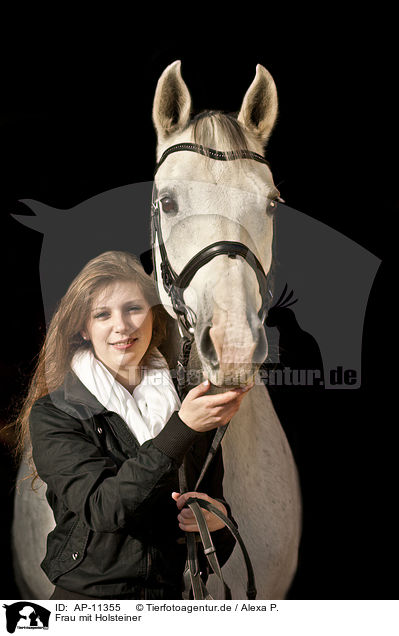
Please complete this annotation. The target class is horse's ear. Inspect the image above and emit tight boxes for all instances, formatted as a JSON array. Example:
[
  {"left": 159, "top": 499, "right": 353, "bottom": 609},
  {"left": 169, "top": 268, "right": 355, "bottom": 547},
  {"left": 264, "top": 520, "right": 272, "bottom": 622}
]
[
  {"left": 237, "top": 64, "right": 278, "bottom": 146},
  {"left": 152, "top": 60, "right": 192, "bottom": 143}
]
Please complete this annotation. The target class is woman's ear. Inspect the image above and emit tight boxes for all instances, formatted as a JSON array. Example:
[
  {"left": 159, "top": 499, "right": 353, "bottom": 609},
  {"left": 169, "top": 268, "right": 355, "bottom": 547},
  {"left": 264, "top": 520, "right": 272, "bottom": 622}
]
[{"left": 81, "top": 331, "right": 89, "bottom": 341}]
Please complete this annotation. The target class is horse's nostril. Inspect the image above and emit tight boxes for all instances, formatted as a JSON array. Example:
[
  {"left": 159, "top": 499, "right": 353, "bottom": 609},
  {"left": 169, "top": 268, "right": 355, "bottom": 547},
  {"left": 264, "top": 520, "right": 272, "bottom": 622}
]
[{"left": 199, "top": 325, "right": 219, "bottom": 368}]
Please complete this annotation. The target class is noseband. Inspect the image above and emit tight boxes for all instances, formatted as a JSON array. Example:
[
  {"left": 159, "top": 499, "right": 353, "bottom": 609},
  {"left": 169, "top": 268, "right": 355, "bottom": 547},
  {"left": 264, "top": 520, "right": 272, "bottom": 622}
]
[{"left": 151, "top": 143, "right": 273, "bottom": 338}]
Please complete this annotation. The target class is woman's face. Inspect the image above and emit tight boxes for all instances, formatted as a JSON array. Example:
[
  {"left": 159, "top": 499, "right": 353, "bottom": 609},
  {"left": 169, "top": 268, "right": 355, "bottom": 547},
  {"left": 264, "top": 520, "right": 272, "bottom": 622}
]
[{"left": 82, "top": 280, "right": 153, "bottom": 389}]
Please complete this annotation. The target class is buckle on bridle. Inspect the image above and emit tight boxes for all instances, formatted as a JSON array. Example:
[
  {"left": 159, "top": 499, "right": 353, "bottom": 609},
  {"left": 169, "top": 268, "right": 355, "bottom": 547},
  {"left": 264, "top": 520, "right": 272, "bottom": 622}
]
[
  {"left": 204, "top": 546, "right": 216, "bottom": 555},
  {"left": 161, "top": 262, "right": 173, "bottom": 293}
]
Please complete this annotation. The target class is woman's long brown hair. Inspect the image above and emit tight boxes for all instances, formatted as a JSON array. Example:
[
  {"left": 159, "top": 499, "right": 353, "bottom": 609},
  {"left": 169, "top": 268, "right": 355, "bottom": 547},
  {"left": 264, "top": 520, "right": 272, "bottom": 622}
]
[{"left": 13, "top": 250, "right": 169, "bottom": 488}]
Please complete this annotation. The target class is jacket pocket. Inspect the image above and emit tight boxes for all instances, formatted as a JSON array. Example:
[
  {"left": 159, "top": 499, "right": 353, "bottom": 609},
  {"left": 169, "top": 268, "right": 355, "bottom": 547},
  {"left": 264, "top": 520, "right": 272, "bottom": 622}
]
[{"left": 42, "top": 517, "right": 91, "bottom": 582}]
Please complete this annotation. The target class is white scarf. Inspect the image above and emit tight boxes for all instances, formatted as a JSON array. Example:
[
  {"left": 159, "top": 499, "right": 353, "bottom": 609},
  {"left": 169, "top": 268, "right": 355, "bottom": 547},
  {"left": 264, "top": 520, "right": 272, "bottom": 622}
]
[{"left": 71, "top": 348, "right": 181, "bottom": 445}]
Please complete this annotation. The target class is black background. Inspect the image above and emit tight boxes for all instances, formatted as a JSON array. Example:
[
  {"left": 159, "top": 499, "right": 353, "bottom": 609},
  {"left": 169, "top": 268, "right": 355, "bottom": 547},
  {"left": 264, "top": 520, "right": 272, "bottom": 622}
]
[{"left": 0, "top": 27, "right": 395, "bottom": 600}]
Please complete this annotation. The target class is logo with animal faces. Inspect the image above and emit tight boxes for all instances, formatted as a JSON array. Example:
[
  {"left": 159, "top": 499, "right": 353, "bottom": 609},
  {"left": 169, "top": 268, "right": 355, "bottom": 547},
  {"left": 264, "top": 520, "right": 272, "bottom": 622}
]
[{"left": 2, "top": 603, "right": 51, "bottom": 633}]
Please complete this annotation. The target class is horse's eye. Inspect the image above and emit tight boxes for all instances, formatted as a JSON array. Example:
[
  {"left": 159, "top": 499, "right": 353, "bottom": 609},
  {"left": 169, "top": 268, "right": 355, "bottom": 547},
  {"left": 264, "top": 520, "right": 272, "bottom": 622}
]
[
  {"left": 267, "top": 198, "right": 278, "bottom": 215},
  {"left": 160, "top": 196, "right": 178, "bottom": 214}
]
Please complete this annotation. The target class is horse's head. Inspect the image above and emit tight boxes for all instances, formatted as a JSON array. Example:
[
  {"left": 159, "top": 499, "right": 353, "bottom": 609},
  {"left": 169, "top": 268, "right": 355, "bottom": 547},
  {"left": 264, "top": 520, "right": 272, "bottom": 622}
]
[{"left": 152, "top": 61, "right": 280, "bottom": 387}]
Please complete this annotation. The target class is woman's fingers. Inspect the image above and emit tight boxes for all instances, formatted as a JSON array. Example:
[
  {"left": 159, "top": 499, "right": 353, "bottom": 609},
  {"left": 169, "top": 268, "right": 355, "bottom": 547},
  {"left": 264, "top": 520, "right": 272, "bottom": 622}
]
[
  {"left": 179, "top": 380, "right": 254, "bottom": 433},
  {"left": 172, "top": 491, "right": 209, "bottom": 510},
  {"left": 179, "top": 516, "right": 225, "bottom": 533},
  {"left": 186, "top": 379, "right": 211, "bottom": 399},
  {"left": 172, "top": 491, "right": 227, "bottom": 532},
  {"left": 176, "top": 505, "right": 194, "bottom": 520},
  {"left": 178, "top": 522, "right": 201, "bottom": 532},
  {"left": 205, "top": 385, "right": 253, "bottom": 406},
  {"left": 178, "top": 510, "right": 217, "bottom": 532}
]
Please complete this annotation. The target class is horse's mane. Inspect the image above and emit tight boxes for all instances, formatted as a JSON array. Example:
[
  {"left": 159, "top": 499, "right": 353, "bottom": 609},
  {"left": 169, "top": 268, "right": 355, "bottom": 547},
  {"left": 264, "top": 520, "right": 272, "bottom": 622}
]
[{"left": 189, "top": 110, "right": 251, "bottom": 155}]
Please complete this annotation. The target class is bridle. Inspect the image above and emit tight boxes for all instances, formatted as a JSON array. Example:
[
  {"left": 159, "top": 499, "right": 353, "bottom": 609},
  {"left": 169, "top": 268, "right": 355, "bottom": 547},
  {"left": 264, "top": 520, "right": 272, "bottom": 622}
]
[
  {"left": 151, "top": 142, "right": 273, "bottom": 395},
  {"left": 152, "top": 143, "right": 272, "bottom": 334},
  {"left": 151, "top": 142, "right": 275, "bottom": 601}
]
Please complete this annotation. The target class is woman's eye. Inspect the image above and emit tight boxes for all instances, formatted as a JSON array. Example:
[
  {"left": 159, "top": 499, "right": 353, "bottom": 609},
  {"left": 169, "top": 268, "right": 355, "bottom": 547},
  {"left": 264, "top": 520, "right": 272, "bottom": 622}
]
[
  {"left": 128, "top": 306, "right": 143, "bottom": 312},
  {"left": 94, "top": 312, "right": 109, "bottom": 319},
  {"left": 160, "top": 196, "right": 178, "bottom": 214}
]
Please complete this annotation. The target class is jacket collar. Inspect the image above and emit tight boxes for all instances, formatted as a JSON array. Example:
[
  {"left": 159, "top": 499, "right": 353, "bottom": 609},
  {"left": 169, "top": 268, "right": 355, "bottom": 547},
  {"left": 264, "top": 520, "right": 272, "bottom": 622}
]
[{"left": 64, "top": 371, "right": 109, "bottom": 413}]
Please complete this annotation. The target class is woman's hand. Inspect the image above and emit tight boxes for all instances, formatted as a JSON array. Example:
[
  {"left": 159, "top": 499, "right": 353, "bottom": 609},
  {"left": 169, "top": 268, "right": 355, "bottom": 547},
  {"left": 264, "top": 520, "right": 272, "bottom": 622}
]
[
  {"left": 172, "top": 491, "right": 227, "bottom": 532},
  {"left": 178, "top": 380, "right": 253, "bottom": 432}
]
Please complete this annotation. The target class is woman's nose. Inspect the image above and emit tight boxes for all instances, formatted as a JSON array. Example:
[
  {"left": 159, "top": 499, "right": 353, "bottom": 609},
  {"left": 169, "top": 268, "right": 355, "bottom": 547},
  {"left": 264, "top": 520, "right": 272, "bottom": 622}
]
[{"left": 113, "top": 313, "right": 132, "bottom": 333}]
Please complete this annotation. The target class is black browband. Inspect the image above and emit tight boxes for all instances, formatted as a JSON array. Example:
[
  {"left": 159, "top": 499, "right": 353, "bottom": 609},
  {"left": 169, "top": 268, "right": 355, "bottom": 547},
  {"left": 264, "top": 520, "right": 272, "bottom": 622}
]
[{"left": 154, "top": 142, "right": 270, "bottom": 175}]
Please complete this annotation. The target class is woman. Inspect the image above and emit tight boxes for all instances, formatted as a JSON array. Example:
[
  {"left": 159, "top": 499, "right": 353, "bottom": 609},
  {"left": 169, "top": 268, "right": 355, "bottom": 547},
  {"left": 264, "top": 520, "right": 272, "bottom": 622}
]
[{"left": 15, "top": 250, "right": 252, "bottom": 600}]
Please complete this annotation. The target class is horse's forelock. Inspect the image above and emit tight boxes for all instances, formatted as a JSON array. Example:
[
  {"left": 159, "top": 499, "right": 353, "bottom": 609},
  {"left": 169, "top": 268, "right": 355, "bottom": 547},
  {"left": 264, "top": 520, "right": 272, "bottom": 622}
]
[{"left": 190, "top": 111, "right": 252, "bottom": 156}]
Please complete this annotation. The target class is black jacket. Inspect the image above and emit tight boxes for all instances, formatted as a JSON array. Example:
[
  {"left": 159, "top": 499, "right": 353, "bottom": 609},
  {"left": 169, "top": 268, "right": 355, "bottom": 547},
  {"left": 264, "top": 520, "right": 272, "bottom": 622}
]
[{"left": 29, "top": 371, "right": 236, "bottom": 599}]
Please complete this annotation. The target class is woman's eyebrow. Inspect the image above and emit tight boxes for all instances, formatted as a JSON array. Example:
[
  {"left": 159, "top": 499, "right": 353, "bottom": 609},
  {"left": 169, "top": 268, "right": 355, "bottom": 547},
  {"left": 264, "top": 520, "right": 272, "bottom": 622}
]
[
  {"left": 91, "top": 305, "right": 109, "bottom": 311},
  {"left": 123, "top": 299, "right": 146, "bottom": 305},
  {"left": 92, "top": 299, "right": 145, "bottom": 311}
]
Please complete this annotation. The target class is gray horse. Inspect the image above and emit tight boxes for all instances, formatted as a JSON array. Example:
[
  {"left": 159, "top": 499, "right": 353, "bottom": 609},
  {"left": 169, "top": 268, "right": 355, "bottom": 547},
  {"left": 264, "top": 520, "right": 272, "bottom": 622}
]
[{"left": 12, "top": 61, "right": 301, "bottom": 599}]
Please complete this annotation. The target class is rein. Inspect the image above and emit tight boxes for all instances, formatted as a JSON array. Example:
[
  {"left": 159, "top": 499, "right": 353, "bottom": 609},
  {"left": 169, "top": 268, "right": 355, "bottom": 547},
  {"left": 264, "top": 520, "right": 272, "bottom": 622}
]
[{"left": 152, "top": 142, "right": 269, "bottom": 600}]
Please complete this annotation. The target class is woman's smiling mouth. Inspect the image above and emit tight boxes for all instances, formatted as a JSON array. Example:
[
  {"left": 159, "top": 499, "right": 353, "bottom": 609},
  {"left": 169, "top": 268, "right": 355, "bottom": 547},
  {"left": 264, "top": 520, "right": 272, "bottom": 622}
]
[{"left": 109, "top": 337, "right": 138, "bottom": 350}]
